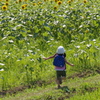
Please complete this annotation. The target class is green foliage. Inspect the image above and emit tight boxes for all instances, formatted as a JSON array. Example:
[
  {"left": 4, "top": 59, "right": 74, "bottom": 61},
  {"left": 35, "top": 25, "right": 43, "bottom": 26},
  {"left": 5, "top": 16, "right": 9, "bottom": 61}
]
[
  {"left": 69, "top": 86, "right": 100, "bottom": 100},
  {"left": 0, "top": 0, "right": 100, "bottom": 93},
  {"left": 2, "top": 74, "right": 100, "bottom": 100}
]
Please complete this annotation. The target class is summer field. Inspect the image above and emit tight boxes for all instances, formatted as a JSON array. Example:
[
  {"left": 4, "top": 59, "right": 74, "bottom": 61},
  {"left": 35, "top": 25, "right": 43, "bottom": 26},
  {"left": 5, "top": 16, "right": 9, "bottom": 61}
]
[{"left": 0, "top": 0, "right": 100, "bottom": 99}]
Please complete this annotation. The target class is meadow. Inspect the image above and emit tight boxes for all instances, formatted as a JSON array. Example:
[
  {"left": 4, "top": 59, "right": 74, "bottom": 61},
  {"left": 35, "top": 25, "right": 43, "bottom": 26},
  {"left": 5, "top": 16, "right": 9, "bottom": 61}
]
[{"left": 0, "top": 0, "right": 100, "bottom": 99}]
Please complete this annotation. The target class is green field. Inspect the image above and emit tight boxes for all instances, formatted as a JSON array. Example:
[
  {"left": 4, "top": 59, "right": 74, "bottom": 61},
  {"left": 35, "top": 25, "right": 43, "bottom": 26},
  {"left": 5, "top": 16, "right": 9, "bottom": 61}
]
[{"left": 0, "top": 0, "right": 100, "bottom": 99}]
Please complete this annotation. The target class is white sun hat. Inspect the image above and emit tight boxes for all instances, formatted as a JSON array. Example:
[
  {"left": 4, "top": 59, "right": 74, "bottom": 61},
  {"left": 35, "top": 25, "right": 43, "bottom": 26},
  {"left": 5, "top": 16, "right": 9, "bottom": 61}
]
[{"left": 56, "top": 46, "right": 65, "bottom": 54}]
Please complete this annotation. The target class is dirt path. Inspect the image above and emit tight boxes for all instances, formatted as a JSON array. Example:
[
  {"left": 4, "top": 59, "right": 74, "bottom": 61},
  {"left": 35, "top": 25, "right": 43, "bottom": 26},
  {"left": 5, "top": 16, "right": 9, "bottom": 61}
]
[
  {"left": 1, "top": 70, "right": 99, "bottom": 97},
  {"left": 2, "top": 72, "right": 100, "bottom": 100}
]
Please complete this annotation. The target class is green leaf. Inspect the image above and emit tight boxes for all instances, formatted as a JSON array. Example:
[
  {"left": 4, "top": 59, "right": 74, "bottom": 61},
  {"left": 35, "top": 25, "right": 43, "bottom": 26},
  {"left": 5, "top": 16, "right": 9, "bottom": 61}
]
[
  {"left": 42, "top": 32, "right": 48, "bottom": 37},
  {"left": 44, "top": 26, "right": 50, "bottom": 31}
]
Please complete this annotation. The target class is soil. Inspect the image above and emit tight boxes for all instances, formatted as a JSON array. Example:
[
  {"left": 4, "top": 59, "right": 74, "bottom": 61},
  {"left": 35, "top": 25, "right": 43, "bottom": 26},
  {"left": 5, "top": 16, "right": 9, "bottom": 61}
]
[{"left": 68, "top": 69, "right": 100, "bottom": 79}]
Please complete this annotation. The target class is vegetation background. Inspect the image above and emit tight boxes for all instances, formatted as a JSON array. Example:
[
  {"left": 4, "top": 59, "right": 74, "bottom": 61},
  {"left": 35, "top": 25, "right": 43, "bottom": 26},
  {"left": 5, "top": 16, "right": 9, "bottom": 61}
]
[{"left": 0, "top": 0, "right": 100, "bottom": 99}]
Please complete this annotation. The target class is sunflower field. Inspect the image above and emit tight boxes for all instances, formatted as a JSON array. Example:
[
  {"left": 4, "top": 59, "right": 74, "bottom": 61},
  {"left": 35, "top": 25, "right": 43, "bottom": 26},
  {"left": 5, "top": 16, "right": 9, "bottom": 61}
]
[{"left": 0, "top": 0, "right": 100, "bottom": 92}]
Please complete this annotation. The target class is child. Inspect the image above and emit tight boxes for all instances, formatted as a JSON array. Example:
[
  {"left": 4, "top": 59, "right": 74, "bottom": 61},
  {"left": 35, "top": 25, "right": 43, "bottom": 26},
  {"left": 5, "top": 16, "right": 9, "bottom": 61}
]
[{"left": 43, "top": 46, "right": 74, "bottom": 88}]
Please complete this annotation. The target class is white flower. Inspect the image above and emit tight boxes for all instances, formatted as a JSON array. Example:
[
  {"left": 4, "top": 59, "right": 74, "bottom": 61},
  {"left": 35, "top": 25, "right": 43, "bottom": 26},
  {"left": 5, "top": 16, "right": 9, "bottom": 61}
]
[
  {"left": 28, "top": 50, "right": 33, "bottom": 53},
  {"left": 80, "top": 41, "right": 85, "bottom": 44},
  {"left": 86, "top": 44, "right": 92, "bottom": 48},
  {"left": 9, "top": 40, "right": 14, "bottom": 43},
  {"left": 30, "top": 59, "right": 34, "bottom": 61},
  {"left": 79, "top": 25, "right": 83, "bottom": 28},
  {"left": 74, "top": 54, "right": 78, "bottom": 57},
  {"left": 71, "top": 40, "right": 75, "bottom": 42},
  {"left": 24, "top": 54, "right": 29, "bottom": 57},
  {"left": 37, "top": 49, "right": 40, "bottom": 51},
  {"left": 65, "top": 10, "right": 68, "bottom": 13},
  {"left": 0, "top": 69, "right": 4, "bottom": 71},
  {"left": 75, "top": 46, "right": 80, "bottom": 49},
  {"left": 80, "top": 50, "right": 86, "bottom": 54},
  {"left": 0, "top": 63, "right": 5, "bottom": 66},
  {"left": 28, "top": 34, "right": 33, "bottom": 37},
  {"left": 93, "top": 39, "right": 96, "bottom": 41},
  {"left": 54, "top": 21, "right": 59, "bottom": 25},
  {"left": 13, "top": 24, "right": 24, "bottom": 30},
  {"left": 46, "top": 41, "right": 50, "bottom": 43},
  {"left": 95, "top": 46, "right": 100, "bottom": 50},
  {"left": 1, "top": 37, "right": 7, "bottom": 41},
  {"left": 50, "top": 38, "right": 54, "bottom": 41},
  {"left": 63, "top": 25, "right": 66, "bottom": 28},
  {"left": 40, "top": 54, "right": 45, "bottom": 58}
]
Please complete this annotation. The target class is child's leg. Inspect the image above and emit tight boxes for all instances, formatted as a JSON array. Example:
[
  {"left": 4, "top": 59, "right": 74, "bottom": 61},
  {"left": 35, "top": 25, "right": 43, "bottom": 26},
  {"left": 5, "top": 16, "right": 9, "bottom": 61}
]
[
  {"left": 61, "top": 71, "right": 66, "bottom": 82},
  {"left": 56, "top": 77, "right": 62, "bottom": 88},
  {"left": 62, "top": 77, "right": 66, "bottom": 80},
  {"left": 56, "top": 71, "right": 62, "bottom": 88},
  {"left": 61, "top": 77, "right": 66, "bottom": 83}
]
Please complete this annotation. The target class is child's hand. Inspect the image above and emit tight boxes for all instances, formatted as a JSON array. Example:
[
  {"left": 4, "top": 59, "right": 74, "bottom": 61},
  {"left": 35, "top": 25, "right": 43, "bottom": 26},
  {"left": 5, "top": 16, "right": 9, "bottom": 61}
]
[
  {"left": 43, "top": 57, "right": 48, "bottom": 60},
  {"left": 71, "top": 64, "right": 74, "bottom": 66}
]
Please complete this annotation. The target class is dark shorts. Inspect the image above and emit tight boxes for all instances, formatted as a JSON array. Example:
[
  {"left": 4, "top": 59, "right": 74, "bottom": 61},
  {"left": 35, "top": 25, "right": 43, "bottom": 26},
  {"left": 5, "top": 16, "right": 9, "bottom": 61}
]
[{"left": 56, "top": 70, "right": 66, "bottom": 79}]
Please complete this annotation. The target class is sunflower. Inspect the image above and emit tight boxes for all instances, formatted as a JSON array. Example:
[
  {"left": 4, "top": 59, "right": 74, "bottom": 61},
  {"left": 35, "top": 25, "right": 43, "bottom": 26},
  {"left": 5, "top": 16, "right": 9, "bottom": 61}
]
[
  {"left": 54, "top": 0, "right": 58, "bottom": 2},
  {"left": 16, "top": 1, "right": 18, "bottom": 3},
  {"left": 54, "top": 6, "right": 57, "bottom": 10},
  {"left": 57, "top": 1, "right": 62, "bottom": 5},
  {"left": 24, "top": 4, "right": 27, "bottom": 7},
  {"left": 22, "top": 5, "right": 26, "bottom": 9},
  {"left": 6, "top": 0, "right": 9, "bottom": 2},
  {"left": 19, "top": 0, "right": 22, "bottom": 2},
  {"left": 33, "top": 3, "right": 37, "bottom": 6},
  {"left": 24, "top": 0, "right": 28, "bottom": 1},
  {"left": 2, "top": 5, "right": 8, "bottom": 11},
  {"left": 71, "top": 0, "right": 74, "bottom": 1},
  {"left": 85, "top": 30, "right": 89, "bottom": 33},
  {"left": 38, "top": 2, "right": 42, "bottom": 5},
  {"left": 67, "top": 0, "right": 71, "bottom": 3},
  {"left": 5, "top": 2, "right": 9, "bottom": 6},
  {"left": 84, "top": 0, "right": 87, "bottom": 3}
]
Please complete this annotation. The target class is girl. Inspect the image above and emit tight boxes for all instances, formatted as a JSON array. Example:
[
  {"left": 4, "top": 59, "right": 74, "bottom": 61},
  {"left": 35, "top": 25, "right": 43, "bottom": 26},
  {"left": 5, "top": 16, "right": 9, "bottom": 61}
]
[{"left": 43, "top": 46, "right": 74, "bottom": 88}]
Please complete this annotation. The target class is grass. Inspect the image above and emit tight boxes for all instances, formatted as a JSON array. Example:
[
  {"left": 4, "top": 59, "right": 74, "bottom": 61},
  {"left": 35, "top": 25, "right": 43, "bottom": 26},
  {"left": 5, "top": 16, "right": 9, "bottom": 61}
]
[
  {"left": 1, "top": 71, "right": 100, "bottom": 100},
  {"left": 0, "top": 0, "right": 100, "bottom": 99},
  {"left": 0, "top": 0, "right": 100, "bottom": 91}
]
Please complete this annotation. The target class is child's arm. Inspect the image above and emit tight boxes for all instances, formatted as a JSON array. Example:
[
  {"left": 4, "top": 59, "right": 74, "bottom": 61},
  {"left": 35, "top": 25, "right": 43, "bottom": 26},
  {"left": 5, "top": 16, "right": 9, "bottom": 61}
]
[
  {"left": 43, "top": 54, "right": 56, "bottom": 60},
  {"left": 65, "top": 59, "right": 74, "bottom": 66}
]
